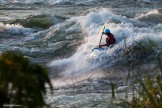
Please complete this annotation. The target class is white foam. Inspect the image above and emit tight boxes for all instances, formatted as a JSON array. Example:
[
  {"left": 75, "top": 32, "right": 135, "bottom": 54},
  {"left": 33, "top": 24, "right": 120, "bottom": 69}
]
[
  {"left": 47, "top": 8, "right": 115, "bottom": 77},
  {"left": 0, "top": 23, "right": 32, "bottom": 35},
  {"left": 48, "top": 8, "right": 162, "bottom": 78},
  {"left": 48, "top": 0, "right": 69, "bottom": 4},
  {"left": 136, "top": 9, "right": 161, "bottom": 18},
  {"left": 137, "top": 0, "right": 157, "bottom": 2}
]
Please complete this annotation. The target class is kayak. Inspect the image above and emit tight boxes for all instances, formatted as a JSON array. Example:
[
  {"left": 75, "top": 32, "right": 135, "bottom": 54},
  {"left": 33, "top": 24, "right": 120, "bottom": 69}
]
[
  {"left": 92, "top": 44, "right": 115, "bottom": 51},
  {"left": 92, "top": 47, "right": 108, "bottom": 51}
]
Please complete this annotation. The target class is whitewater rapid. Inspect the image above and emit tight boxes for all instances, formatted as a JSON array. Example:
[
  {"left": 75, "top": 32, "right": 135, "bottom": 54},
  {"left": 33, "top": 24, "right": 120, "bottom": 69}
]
[
  {"left": 0, "top": 1, "right": 162, "bottom": 107},
  {"left": 48, "top": 8, "right": 162, "bottom": 79},
  {"left": 0, "top": 1, "right": 161, "bottom": 81}
]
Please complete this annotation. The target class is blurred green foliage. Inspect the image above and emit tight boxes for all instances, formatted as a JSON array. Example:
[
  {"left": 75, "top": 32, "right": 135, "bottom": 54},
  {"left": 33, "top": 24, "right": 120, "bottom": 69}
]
[
  {"left": 121, "top": 73, "right": 162, "bottom": 108},
  {"left": 0, "top": 51, "right": 53, "bottom": 108},
  {"left": 119, "top": 52, "right": 162, "bottom": 108},
  {"left": 111, "top": 37, "right": 162, "bottom": 108}
]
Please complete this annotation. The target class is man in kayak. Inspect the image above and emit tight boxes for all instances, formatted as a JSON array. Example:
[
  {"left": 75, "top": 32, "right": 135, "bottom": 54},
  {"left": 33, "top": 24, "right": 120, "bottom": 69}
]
[{"left": 99, "top": 28, "right": 116, "bottom": 48}]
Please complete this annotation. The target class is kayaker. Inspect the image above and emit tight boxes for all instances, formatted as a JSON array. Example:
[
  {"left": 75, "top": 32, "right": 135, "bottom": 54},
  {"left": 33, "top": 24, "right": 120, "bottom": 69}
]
[{"left": 99, "top": 29, "right": 116, "bottom": 48}]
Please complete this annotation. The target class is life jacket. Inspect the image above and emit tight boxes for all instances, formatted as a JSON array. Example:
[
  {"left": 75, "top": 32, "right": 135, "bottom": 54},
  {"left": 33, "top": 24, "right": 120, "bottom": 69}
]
[{"left": 108, "top": 33, "right": 116, "bottom": 44}]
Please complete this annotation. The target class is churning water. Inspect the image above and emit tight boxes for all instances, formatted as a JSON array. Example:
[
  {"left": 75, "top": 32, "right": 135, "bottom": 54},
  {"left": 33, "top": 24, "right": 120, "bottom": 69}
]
[{"left": 0, "top": 0, "right": 162, "bottom": 107}]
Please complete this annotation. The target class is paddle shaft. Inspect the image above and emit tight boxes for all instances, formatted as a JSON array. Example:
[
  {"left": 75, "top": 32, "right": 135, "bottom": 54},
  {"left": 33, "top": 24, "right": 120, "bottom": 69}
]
[
  {"left": 99, "top": 34, "right": 103, "bottom": 45},
  {"left": 99, "top": 26, "right": 105, "bottom": 45},
  {"left": 92, "top": 26, "right": 106, "bottom": 51}
]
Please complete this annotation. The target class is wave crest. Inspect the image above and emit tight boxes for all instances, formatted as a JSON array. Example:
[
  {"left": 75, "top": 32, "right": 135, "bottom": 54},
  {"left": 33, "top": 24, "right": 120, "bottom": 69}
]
[{"left": 0, "top": 23, "right": 33, "bottom": 35}]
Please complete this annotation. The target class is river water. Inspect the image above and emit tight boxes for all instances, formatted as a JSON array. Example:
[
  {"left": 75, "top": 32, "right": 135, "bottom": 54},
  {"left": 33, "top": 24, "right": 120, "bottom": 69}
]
[{"left": 0, "top": 0, "right": 162, "bottom": 107}]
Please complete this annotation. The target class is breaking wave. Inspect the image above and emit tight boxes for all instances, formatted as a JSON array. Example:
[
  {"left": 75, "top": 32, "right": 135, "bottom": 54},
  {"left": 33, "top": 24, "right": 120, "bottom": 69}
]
[
  {"left": 0, "top": 23, "right": 33, "bottom": 35},
  {"left": 137, "top": 10, "right": 162, "bottom": 25},
  {"left": 48, "top": 8, "right": 162, "bottom": 78}
]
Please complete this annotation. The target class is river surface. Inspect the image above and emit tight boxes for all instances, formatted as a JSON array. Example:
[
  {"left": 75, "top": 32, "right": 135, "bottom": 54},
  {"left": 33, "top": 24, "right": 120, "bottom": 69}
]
[{"left": 0, "top": 0, "right": 162, "bottom": 107}]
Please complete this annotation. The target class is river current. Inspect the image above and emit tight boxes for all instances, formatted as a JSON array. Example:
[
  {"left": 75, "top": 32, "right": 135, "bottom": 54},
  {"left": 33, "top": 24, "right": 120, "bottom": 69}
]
[{"left": 0, "top": 0, "right": 162, "bottom": 107}]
